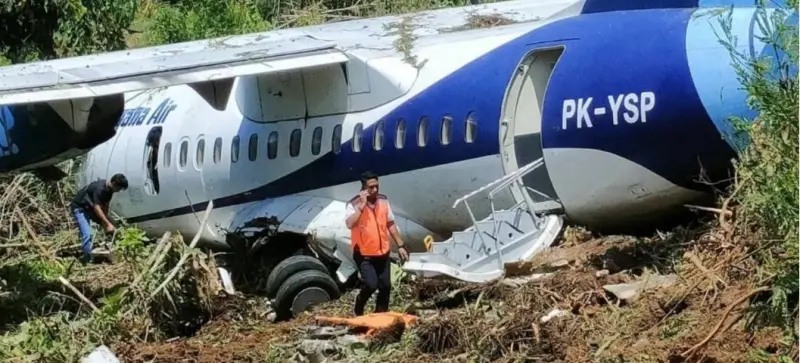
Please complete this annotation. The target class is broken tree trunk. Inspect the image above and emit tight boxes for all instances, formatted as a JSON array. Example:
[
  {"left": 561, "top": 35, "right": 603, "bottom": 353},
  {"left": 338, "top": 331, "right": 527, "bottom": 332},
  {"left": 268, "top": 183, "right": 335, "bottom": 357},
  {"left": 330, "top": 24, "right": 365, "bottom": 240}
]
[{"left": 151, "top": 201, "right": 214, "bottom": 298}]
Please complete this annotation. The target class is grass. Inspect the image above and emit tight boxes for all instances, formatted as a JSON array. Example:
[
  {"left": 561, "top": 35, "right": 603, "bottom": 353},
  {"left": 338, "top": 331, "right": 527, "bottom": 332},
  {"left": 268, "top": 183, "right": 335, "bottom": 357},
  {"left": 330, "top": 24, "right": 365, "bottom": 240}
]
[
  {"left": 0, "top": 224, "right": 224, "bottom": 362},
  {"left": 384, "top": 15, "right": 426, "bottom": 68},
  {"left": 0, "top": 0, "right": 797, "bottom": 361}
]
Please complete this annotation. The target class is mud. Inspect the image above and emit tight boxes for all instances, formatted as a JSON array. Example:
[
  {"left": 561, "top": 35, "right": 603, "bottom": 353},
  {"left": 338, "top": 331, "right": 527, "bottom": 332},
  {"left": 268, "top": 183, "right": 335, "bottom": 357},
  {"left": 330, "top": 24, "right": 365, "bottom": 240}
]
[
  {"left": 113, "top": 228, "right": 793, "bottom": 363},
  {"left": 117, "top": 295, "right": 308, "bottom": 362}
]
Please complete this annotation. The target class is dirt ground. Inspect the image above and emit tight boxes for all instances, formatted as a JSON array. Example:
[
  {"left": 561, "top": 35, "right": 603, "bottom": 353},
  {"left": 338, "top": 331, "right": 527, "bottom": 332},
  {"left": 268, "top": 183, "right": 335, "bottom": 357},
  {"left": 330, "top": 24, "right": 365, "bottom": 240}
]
[{"left": 111, "top": 226, "right": 797, "bottom": 363}]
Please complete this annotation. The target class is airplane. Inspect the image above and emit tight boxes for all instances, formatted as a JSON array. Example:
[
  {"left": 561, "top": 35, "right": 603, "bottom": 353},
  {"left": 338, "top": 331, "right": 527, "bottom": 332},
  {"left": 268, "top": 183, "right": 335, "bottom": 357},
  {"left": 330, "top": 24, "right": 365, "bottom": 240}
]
[{"left": 0, "top": 0, "right": 792, "bottom": 319}]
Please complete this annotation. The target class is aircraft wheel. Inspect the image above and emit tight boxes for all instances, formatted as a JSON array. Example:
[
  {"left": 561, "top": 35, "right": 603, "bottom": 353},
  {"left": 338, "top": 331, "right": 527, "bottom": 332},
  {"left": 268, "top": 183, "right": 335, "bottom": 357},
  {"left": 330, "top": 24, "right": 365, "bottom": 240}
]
[
  {"left": 274, "top": 269, "right": 340, "bottom": 320},
  {"left": 265, "top": 255, "right": 329, "bottom": 298}
]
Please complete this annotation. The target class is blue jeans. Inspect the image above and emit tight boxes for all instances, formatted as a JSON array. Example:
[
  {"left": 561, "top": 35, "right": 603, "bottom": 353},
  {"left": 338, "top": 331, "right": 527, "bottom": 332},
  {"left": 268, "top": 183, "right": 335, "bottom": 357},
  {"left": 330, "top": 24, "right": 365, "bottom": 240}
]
[{"left": 71, "top": 208, "right": 94, "bottom": 262}]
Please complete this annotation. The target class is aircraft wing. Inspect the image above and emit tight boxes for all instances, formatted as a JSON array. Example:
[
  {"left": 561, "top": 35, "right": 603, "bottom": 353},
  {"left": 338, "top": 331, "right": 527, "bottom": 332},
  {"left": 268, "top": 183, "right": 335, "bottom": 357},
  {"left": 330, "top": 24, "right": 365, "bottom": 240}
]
[{"left": 0, "top": 35, "right": 349, "bottom": 106}]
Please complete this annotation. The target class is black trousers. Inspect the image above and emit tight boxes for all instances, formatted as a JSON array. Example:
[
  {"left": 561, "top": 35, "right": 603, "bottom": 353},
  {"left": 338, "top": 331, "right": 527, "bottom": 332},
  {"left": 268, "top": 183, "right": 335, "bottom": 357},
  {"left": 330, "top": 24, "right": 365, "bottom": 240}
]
[{"left": 353, "top": 251, "right": 391, "bottom": 316}]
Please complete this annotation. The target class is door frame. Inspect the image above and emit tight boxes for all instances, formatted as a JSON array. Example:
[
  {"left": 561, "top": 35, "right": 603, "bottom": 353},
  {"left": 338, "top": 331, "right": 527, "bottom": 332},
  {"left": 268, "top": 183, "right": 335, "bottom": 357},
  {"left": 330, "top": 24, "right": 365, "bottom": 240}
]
[{"left": 498, "top": 46, "right": 566, "bottom": 211}]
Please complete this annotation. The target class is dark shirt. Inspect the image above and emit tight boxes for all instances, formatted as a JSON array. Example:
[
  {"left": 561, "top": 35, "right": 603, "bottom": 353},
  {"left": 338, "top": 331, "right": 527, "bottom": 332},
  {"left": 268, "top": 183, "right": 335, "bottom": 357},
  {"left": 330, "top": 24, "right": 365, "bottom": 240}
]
[{"left": 70, "top": 180, "right": 112, "bottom": 215}]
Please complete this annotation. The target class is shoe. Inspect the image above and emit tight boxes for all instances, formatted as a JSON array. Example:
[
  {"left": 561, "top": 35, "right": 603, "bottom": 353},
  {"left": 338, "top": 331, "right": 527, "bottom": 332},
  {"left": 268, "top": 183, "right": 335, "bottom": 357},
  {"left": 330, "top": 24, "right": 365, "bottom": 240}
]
[{"left": 91, "top": 248, "right": 115, "bottom": 264}]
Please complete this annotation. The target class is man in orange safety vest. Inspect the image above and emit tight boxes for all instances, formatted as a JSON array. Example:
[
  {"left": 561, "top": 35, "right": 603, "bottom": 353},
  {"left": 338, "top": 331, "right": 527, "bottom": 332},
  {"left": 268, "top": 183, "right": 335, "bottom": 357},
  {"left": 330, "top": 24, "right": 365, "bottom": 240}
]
[{"left": 345, "top": 171, "right": 409, "bottom": 316}]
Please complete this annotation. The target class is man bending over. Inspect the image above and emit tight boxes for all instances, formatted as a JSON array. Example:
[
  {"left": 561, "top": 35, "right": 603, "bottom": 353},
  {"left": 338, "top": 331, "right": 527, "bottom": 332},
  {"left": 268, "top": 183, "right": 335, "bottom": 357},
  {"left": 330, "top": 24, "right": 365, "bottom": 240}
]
[{"left": 69, "top": 174, "right": 128, "bottom": 263}]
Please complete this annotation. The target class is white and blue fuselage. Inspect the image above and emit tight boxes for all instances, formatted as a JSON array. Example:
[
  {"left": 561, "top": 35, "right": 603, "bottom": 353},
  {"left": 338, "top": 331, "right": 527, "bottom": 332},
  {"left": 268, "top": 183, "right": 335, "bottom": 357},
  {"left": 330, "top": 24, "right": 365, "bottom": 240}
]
[{"left": 76, "top": 0, "right": 794, "bottom": 252}]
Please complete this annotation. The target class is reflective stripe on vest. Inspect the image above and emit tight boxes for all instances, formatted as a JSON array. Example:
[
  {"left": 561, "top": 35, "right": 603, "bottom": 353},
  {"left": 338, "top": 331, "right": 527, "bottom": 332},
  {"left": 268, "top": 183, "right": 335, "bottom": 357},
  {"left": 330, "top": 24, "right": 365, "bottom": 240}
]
[{"left": 350, "top": 199, "right": 390, "bottom": 257}]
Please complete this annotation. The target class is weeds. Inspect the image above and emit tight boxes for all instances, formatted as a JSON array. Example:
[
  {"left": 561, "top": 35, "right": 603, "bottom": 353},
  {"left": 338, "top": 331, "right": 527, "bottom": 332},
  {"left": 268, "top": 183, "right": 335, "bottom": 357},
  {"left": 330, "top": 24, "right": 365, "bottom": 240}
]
[
  {"left": 439, "top": 12, "right": 517, "bottom": 33},
  {"left": 0, "top": 0, "right": 796, "bottom": 361},
  {"left": 716, "top": 0, "right": 799, "bottom": 343},
  {"left": 0, "top": 224, "right": 223, "bottom": 362}
]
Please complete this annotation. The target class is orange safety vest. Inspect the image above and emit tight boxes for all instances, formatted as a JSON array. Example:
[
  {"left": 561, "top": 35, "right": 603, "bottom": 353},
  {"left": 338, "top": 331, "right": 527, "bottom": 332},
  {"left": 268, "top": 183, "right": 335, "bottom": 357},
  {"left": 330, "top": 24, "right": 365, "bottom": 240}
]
[{"left": 350, "top": 194, "right": 391, "bottom": 257}]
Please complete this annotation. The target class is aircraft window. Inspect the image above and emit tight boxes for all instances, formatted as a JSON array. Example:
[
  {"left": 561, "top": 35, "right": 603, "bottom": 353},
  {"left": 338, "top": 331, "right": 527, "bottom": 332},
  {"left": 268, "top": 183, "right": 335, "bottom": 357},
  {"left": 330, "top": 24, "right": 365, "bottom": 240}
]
[
  {"left": 248, "top": 134, "right": 258, "bottom": 161},
  {"left": 440, "top": 115, "right": 453, "bottom": 145},
  {"left": 352, "top": 123, "right": 363, "bottom": 152},
  {"left": 465, "top": 112, "right": 477, "bottom": 143},
  {"left": 164, "top": 142, "right": 172, "bottom": 168},
  {"left": 267, "top": 131, "right": 279, "bottom": 159},
  {"left": 290, "top": 129, "right": 302, "bottom": 157},
  {"left": 213, "top": 137, "right": 222, "bottom": 164},
  {"left": 332, "top": 124, "right": 342, "bottom": 154},
  {"left": 417, "top": 116, "right": 429, "bottom": 147},
  {"left": 231, "top": 136, "right": 240, "bottom": 163},
  {"left": 179, "top": 140, "right": 188, "bottom": 169},
  {"left": 373, "top": 120, "right": 384, "bottom": 151},
  {"left": 395, "top": 119, "right": 406, "bottom": 149},
  {"left": 311, "top": 127, "right": 323, "bottom": 156},
  {"left": 196, "top": 138, "right": 205, "bottom": 167}
]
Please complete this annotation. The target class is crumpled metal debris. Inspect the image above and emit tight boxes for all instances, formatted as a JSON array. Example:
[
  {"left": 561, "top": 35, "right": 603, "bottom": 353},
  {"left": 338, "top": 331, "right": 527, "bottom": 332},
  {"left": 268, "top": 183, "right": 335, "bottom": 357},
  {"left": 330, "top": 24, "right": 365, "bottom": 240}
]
[
  {"left": 297, "top": 325, "right": 369, "bottom": 363},
  {"left": 603, "top": 274, "right": 678, "bottom": 302}
]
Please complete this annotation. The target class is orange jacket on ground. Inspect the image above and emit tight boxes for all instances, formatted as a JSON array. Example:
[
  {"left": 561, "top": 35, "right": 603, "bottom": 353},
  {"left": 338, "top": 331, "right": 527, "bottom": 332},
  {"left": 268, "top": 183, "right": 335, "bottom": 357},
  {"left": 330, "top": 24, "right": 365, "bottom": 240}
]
[{"left": 347, "top": 194, "right": 394, "bottom": 257}]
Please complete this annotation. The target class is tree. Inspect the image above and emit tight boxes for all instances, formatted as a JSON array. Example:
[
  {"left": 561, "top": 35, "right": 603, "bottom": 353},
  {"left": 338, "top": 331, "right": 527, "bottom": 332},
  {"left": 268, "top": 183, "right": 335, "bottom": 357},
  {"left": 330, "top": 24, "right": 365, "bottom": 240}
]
[
  {"left": 147, "top": 0, "right": 269, "bottom": 45},
  {"left": 0, "top": 0, "right": 137, "bottom": 65}
]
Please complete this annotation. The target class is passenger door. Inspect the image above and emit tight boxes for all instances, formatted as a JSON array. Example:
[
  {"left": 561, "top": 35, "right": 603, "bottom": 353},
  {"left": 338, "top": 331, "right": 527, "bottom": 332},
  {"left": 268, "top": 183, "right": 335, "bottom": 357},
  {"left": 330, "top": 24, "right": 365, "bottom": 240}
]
[{"left": 499, "top": 46, "right": 565, "bottom": 212}]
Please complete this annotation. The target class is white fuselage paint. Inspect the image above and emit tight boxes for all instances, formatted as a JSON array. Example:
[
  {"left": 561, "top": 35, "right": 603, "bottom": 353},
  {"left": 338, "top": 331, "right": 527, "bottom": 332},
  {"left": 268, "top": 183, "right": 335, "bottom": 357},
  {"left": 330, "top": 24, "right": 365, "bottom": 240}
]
[
  {"left": 79, "top": 3, "right": 559, "bottom": 250},
  {"left": 78, "top": 0, "right": 706, "bottom": 253}
]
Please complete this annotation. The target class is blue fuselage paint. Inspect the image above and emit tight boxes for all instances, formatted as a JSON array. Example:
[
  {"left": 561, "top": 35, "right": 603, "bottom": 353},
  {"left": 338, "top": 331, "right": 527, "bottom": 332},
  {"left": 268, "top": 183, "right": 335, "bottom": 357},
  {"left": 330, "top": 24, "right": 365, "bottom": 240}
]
[
  {"left": 126, "top": 5, "right": 766, "bottom": 224},
  {"left": 0, "top": 106, "right": 17, "bottom": 157},
  {"left": 580, "top": 0, "right": 784, "bottom": 14},
  {"left": 539, "top": 8, "right": 739, "bottom": 188},
  {"left": 687, "top": 5, "right": 796, "bottom": 152}
]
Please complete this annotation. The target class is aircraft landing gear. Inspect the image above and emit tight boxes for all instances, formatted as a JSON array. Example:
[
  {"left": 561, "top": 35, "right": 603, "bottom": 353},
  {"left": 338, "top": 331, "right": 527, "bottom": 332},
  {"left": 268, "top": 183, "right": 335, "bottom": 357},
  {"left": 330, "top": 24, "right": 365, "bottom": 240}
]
[
  {"left": 274, "top": 269, "right": 340, "bottom": 319},
  {"left": 266, "top": 254, "right": 341, "bottom": 320}
]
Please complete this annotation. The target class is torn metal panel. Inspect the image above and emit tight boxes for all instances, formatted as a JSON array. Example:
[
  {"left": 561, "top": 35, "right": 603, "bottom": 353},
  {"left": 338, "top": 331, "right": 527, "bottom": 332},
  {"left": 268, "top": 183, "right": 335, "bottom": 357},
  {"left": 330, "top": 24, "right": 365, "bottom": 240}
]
[{"left": 223, "top": 195, "right": 438, "bottom": 283}]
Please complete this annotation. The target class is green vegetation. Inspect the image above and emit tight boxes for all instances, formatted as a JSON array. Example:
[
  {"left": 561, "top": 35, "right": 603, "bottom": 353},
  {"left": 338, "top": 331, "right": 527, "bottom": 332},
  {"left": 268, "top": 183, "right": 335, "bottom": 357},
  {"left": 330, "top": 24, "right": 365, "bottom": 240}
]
[
  {"left": 722, "top": 0, "right": 800, "bottom": 327},
  {"left": 0, "top": 1, "right": 502, "bottom": 361},
  {"left": 0, "top": 226, "right": 223, "bottom": 361},
  {"left": 0, "top": 0, "right": 137, "bottom": 65},
  {"left": 1, "top": 0, "right": 492, "bottom": 63},
  {"left": 142, "top": 0, "right": 270, "bottom": 45},
  {"left": 0, "top": 0, "right": 796, "bottom": 361},
  {"left": 384, "top": 15, "right": 426, "bottom": 68},
  {"left": 717, "top": 0, "right": 798, "bottom": 355},
  {"left": 137, "top": 0, "right": 497, "bottom": 46}
]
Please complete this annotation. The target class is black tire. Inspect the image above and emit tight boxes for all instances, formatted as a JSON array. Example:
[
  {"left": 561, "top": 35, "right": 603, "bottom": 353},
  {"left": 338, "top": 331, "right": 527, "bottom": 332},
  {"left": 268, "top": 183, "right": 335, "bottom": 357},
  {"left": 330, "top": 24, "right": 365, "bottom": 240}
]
[
  {"left": 265, "top": 255, "right": 329, "bottom": 298},
  {"left": 274, "top": 269, "right": 340, "bottom": 320}
]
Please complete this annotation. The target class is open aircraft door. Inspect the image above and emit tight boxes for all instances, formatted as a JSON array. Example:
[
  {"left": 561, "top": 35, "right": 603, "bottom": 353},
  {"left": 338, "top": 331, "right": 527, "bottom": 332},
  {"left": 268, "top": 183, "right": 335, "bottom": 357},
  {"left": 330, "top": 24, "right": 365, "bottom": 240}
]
[{"left": 499, "top": 45, "right": 567, "bottom": 214}]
